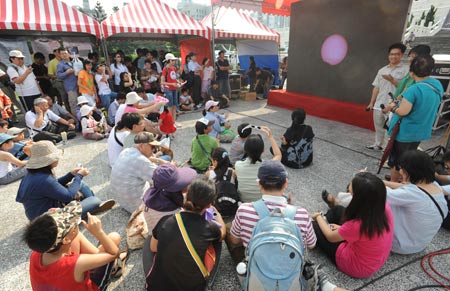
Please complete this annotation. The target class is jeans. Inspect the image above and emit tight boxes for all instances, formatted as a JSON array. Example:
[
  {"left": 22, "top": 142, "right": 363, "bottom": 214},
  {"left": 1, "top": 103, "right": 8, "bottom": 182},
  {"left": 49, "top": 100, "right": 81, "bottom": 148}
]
[
  {"left": 100, "top": 92, "right": 118, "bottom": 110},
  {"left": 217, "top": 78, "right": 230, "bottom": 97},
  {"left": 0, "top": 166, "right": 27, "bottom": 185},
  {"left": 79, "top": 181, "right": 101, "bottom": 218}
]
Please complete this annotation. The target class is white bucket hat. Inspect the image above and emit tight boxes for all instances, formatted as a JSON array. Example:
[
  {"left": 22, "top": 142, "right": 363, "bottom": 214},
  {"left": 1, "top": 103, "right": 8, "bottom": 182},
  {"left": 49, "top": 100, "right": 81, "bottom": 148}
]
[
  {"left": 77, "top": 96, "right": 90, "bottom": 105},
  {"left": 126, "top": 92, "right": 142, "bottom": 105},
  {"left": 80, "top": 105, "right": 93, "bottom": 117},
  {"left": 26, "top": 140, "right": 61, "bottom": 169},
  {"left": 165, "top": 53, "right": 177, "bottom": 61}
]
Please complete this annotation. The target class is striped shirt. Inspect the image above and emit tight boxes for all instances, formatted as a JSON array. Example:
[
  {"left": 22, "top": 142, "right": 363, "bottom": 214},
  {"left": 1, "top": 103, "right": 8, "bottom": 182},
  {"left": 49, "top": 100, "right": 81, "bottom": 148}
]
[{"left": 230, "top": 195, "right": 317, "bottom": 248}]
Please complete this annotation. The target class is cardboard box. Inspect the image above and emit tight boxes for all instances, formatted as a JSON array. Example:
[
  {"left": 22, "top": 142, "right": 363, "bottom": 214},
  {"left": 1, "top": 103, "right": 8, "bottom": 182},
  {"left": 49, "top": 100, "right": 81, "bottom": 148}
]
[{"left": 240, "top": 92, "right": 256, "bottom": 101}]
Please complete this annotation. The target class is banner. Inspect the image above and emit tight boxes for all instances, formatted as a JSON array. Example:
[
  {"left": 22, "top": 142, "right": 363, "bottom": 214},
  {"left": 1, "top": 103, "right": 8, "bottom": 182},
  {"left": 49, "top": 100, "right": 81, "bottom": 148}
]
[
  {"left": 61, "top": 37, "right": 92, "bottom": 58},
  {"left": 31, "top": 38, "right": 61, "bottom": 61},
  {"left": 237, "top": 40, "right": 279, "bottom": 84}
]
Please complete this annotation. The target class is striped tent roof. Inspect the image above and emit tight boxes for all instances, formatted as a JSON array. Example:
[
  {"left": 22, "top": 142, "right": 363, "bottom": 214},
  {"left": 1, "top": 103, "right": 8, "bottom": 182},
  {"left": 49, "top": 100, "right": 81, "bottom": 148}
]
[
  {"left": 201, "top": 7, "right": 280, "bottom": 43},
  {"left": 0, "top": 0, "right": 101, "bottom": 38},
  {"left": 211, "top": 0, "right": 300, "bottom": 16},
  {"left": 101, "top": 0, "right": 211, "bottom": 39}
]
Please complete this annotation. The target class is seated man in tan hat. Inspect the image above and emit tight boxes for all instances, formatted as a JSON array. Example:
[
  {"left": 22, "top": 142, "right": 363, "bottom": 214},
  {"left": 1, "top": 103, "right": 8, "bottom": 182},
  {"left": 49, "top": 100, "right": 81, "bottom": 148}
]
[
  {"left": 110, "top": 132, "right": 171, "bottom": 213},
  {"left": 23, "top": 201, "right": 127, "bottom": 291},
  {"left": 16, "top": 140, "right": 115, "bottom": 221}
]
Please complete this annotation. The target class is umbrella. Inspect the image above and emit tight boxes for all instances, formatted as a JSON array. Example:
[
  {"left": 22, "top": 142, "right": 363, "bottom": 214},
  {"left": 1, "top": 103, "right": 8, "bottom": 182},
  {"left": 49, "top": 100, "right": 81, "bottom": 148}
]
[{"left": 377, "top": 120, "right": 400, "bottom": 174}]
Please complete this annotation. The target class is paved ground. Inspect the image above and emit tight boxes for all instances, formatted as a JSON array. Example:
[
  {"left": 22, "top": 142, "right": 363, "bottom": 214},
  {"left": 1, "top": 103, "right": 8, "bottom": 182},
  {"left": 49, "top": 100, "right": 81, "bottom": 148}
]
[{"left": 0, "top": 99, "right": 449, "bottom": 291}]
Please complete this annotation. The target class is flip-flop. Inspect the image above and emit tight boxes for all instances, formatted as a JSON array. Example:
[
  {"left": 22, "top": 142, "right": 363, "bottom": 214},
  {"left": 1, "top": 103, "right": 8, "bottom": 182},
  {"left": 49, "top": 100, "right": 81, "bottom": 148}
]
[
  {"left": 111, "top": 249, "right": 130, "bottom": 278},
  {"left": 321, "top": 190, "right": 334, "bottom": 209}
]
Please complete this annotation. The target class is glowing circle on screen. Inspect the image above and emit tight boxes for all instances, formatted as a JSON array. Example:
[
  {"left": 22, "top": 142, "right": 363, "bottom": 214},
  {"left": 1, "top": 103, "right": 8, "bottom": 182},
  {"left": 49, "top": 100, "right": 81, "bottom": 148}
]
[{"left": 321, "top": 34, "right": 348, "bottom": 66}]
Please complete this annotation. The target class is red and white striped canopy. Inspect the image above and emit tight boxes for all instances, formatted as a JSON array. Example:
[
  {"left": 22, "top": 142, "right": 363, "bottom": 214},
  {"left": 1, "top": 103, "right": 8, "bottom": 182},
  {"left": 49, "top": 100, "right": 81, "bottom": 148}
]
[
  {"left": 0, "top": 0, "right": 101, "bottom": 38},
  {"left": 101, "top": 0, "right": 211, "bottom": 40},
  {"left": 211, "top": 0, "right": 300, "bottom": 16},
  {"left": 201, "top": 7, "right": 279, "bottom": 43}
]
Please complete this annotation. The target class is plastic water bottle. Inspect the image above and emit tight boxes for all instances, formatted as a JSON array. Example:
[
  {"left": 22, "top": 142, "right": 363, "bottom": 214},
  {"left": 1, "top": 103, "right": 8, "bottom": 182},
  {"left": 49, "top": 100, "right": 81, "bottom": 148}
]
[{"left": 61, "top": 131, "right": 67, "bottom": 145}]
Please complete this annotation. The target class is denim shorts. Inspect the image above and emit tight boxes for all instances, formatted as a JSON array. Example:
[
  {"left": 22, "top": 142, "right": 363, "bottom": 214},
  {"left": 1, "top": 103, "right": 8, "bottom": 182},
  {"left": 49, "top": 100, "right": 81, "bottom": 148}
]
[{"left": 165, "top": 89, "right": 179, "bottom": 107}]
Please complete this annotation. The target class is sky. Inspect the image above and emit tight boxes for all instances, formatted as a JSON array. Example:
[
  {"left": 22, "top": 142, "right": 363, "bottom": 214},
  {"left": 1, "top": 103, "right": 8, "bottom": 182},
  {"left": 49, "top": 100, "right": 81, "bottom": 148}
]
[{"left": 62, "top": 0, "right": 211, "bottom": 14}]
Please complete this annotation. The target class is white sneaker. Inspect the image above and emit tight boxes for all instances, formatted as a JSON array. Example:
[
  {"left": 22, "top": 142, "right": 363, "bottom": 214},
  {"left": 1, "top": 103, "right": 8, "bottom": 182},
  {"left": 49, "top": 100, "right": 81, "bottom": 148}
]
[{"left": 174, "top": 122, "right": 182, "bottom": 128}]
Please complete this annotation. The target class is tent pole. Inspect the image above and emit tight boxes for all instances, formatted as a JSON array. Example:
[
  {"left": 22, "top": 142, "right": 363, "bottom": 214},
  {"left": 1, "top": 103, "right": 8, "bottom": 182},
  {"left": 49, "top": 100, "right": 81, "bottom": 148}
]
[{"left": 211, "top": 4, "right": 215, "bottom": 64}]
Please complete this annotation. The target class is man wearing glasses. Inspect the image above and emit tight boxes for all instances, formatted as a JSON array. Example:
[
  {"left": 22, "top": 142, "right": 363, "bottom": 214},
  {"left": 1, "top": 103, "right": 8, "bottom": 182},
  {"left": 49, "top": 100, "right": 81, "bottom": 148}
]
[{"left": 6, "top": 50, "right": 42, "bottom": 112}]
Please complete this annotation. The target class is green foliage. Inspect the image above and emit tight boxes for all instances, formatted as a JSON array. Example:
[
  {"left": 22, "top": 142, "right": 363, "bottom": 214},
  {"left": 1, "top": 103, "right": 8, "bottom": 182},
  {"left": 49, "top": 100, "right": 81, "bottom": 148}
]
[
  {"left": 407, "top": 14, "right": 414, "bottom": 27},
  {"left": 112, "top": 6, "right": 119, "bottom": 13},
  {"left": 92, "top": 1, "right": 107, "bottom": 22},
  {"left": 424, "top": 5, "right": 437, "bottom": 27}
]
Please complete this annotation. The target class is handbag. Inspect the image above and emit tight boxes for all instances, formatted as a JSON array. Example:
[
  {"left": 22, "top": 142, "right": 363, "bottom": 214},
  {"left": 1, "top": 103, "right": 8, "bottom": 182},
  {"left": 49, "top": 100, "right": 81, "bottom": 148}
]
[{"left": 174, "top": 213, "right": 216, "bottom": 278}]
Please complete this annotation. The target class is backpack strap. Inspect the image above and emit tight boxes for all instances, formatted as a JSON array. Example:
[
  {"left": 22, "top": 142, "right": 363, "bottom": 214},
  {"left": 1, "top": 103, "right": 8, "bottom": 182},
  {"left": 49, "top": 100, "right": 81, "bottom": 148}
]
[
  {"left": 253, "top": 200, "right": 271, "bottom": 219},
  {"left": 283, "top": 204, "right": 297, "bottom": 220}
]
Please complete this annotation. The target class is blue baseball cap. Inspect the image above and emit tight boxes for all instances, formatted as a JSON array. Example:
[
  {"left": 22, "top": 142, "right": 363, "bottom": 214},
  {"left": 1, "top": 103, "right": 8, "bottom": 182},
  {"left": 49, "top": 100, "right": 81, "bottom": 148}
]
[{"left": 0, "top": 133, "right": 15, "bottom": 146}]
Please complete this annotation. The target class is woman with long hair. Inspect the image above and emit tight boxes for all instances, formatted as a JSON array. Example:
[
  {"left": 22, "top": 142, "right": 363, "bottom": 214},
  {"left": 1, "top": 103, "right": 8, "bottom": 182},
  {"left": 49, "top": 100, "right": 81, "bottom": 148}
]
[
  {"left": 279, "top": 108, "right": 314, "bottom": 168},
  {"left": 201, "top": 57, "right": 214, "bottom": 100},
  {"left": 312, "top": 172, "right": 393, "bottom": 278},
  {"left": 110, "top": 52, "right": 129, "bottom": 92},
  {"left": 144, "top": 177, "right": 226, "bottom": 291},
  {"left": 206, "top": 147, "right": 236, "bottom": 185},
  {"left": 235, "top": 126, "right": 281, "bottom": 202}
]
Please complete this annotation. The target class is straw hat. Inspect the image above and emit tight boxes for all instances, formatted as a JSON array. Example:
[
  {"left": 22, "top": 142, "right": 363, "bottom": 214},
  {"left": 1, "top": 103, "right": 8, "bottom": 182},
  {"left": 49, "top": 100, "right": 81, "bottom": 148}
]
[{"left": 26, "top": 140, "right": 62, "bottom": 169}]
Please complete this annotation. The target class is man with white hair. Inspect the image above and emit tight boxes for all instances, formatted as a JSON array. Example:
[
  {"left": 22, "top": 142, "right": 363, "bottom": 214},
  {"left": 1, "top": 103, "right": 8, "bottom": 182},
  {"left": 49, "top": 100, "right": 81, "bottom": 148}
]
[
  {"left": 25, "top": 97, "right": 75, "bottom": 142},
  {"left": 6, "top": 50, "right": 42, "bottom": 112}
]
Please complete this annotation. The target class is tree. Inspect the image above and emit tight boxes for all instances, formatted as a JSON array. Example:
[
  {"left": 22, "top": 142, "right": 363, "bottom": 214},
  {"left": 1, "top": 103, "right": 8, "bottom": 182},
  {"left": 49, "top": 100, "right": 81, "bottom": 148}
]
[
  {"left": 112, "top": 6, "right": 120, "bottom": 13},
  {"left": 92, "top": 1, "right": 107, "bottom": 22},
  {"left": 424, "top": 5, "right": 437, "bottom": 27}
]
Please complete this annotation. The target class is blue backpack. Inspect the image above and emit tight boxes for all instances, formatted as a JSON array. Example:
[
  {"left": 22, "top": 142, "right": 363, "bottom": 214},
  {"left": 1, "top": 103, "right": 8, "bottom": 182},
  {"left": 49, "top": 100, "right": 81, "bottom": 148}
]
[{"left": 244, "top": 200, "right": 305, "bottom": 291}]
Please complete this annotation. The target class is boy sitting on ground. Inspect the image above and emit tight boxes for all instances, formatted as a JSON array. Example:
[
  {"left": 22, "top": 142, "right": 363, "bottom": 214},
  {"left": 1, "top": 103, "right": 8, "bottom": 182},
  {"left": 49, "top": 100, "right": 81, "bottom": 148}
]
[
  {"left": 23, "top": 201, "right": 127, "bottom": 291},
  {"left": 190, "top": 117, "right": 218, "bottom": 173}
]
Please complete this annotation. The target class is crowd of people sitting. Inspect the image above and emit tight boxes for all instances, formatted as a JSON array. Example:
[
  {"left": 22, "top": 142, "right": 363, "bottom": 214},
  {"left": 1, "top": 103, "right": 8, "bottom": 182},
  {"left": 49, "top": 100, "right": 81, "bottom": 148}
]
[{"left": 0, "top": 43, "right": 449, "bottom": 291}]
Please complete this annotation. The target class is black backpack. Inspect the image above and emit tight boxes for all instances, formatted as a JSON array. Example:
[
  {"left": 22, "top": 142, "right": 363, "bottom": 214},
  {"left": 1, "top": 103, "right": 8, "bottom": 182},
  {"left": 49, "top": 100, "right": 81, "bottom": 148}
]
[{"left": 214, "top": 169, "right": 241, "bottom": 218}]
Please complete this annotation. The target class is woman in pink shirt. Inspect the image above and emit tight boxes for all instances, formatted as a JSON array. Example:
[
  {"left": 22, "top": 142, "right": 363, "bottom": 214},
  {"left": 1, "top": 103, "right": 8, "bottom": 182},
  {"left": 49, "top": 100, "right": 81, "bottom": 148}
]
[{"left": 311, "top": 172, "right": 394, "bottom": 278}]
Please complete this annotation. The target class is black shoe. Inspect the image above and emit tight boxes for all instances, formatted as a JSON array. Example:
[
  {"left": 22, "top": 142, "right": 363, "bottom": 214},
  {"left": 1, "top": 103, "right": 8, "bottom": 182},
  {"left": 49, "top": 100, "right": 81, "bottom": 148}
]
[
  {"left": 321, "top": 190, "right": 334, "bottom": 209},
  {"left": 92, "top": 199, "right": 116, "bottom": 214}
]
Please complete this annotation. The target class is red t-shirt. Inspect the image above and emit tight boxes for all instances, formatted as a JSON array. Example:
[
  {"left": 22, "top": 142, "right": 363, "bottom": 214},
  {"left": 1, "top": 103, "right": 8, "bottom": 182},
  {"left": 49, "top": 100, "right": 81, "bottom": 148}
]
[
  {"left": 336, "top": 203, "right": 394, "bottom": 278},
  {"left": 159, "top": 111, "right": 176, "bottom": 134},
  {"left": 162, "top": 66, "right": 178, "bottom": 91},
  {"left": 30, "top": 251, "right": 99, "bottom": 291}
]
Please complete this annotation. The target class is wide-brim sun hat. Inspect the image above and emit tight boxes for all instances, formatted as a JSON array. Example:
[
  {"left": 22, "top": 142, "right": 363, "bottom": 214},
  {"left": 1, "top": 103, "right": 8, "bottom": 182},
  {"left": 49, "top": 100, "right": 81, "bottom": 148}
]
[
  {"left": 26, "top": 140, "right": 62, "bottom": 169},
  {"left": 153, "top": 164, "right": 197, "bottom": 192},
  {"left": 77, "top": 95, "right": 90, "bottom": 105},
  {"left": 126, "top": 92, "right": 143, "bottom": 105},
  {"left": 80, "top": 105, "right": 93, "bottom": 117}
]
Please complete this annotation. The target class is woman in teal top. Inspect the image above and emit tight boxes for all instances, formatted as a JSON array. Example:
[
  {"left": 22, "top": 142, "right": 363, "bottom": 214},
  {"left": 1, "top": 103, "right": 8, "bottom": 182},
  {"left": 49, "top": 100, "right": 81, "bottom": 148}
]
[{"left": 386, "top": 55, "right": 443, "bottom": 182}]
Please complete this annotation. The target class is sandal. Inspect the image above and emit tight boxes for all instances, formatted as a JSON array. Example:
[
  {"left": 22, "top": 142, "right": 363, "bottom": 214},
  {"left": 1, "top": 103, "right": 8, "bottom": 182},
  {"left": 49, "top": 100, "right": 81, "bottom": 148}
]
[{"left": 111, "top": 249, "right": 130, "bottom": 278}]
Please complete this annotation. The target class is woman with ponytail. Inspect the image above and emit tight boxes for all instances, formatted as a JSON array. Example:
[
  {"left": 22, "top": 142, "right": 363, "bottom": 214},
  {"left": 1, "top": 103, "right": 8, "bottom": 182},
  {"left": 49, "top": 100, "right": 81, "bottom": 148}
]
[
  {"left": 278, "top": 108, "right": 314, "bottom": 168},
  {"left": 144, "top": 177, "right": 226, "bottom": 291}
]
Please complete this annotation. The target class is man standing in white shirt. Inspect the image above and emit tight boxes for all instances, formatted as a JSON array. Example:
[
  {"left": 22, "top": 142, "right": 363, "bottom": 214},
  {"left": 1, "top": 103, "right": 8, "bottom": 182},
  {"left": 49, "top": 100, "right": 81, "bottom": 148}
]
[
  {"left": 6, "top": 50, "right": 42, "bottom": 112},
  {"left": 366, "top": 43, "right": 409, "bottom": 150}
]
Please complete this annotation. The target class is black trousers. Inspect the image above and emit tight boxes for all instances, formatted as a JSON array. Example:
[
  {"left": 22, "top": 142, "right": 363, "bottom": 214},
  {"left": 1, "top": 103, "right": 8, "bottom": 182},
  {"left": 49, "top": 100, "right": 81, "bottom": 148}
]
[
  {"left": 192, "top": 75, "right": 202, "bottom": 105},
  {"left": 312, "top": 205, "right": 345, "bottom": 264}
]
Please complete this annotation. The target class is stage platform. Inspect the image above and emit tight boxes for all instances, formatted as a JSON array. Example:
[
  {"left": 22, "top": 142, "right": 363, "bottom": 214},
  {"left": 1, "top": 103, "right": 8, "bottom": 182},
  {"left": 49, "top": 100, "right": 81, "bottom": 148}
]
[{"left": 268, "top": 89, "right": 375, "bottom": 130}]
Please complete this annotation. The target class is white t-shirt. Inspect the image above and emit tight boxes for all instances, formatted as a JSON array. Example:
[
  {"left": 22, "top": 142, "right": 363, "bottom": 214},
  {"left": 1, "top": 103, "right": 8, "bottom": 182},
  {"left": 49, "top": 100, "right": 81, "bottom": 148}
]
[
  {"left": 110, "top": 63, "right": 128, "bottom": 86},
  {"left": 25, "top": 110, "right": 61, "bottom": 137},
  {"left": 203, "top": 66, "right": 214, "bottom": 81},
  {"left": 114, "top": 104, "right": 127, "bottom": 126},
  {"left": 95, "top": 73, "right": 112, "bottom": 95},
  {"left": 7, "top": 65, "right": 41, "bottom": 96},
  {"left": 107, "top": 127, "right": 130, "bottom": 167}
]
